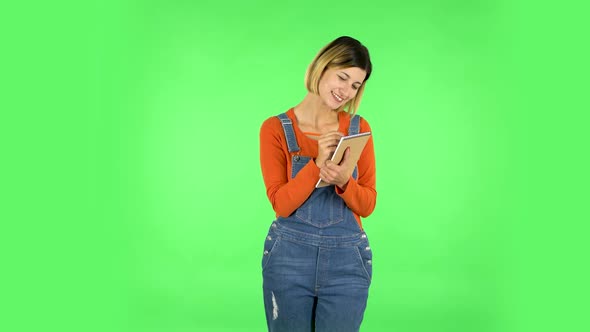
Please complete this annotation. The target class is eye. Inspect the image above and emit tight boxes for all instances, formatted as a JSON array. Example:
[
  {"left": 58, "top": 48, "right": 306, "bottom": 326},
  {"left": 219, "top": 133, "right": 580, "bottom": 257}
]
[
  {"left": 352, "top": 84, "right": 360, "bottom": 90},
  {"left": 338, "top": 75, "right": 346, "bottom": 81}
]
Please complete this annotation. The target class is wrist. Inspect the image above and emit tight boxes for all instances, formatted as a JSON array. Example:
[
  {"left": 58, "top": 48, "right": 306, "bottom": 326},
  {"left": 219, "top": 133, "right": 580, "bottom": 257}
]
[
  {"left": 315, "top": 159, "right": 324, "bottom": 168},
  {"left": 337, "top": 178, "right": 350, "bottom": 191}
]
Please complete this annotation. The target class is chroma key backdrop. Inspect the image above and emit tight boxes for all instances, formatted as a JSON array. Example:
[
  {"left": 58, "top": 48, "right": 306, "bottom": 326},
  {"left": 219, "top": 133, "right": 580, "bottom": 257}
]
[{"left": 3, "top": 0, "right": 588, "bottom": 332}]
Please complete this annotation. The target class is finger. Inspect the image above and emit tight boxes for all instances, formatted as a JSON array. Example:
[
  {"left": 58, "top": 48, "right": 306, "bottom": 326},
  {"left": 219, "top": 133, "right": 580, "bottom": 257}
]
[
  {"left": 319, "top": 169, "right": 330, "bottom": 183},
  {"left": 320, "top": 165, "right": 335, "bottom": 176},
  {"left": 324, "top": 160, "right": 337, "bottom": 169},
  {"left": 322, "top": 166, "right": 338, "bottom": 179},
  {"left": 319, "top": 132, "right": 344, "bottom": 143},
  {"left": 320, "top": 146, "right": 338, "bottom": 158},
  {"left": 321, "top": 131, "right": 344, "bottom": 137},
  {"left": 319, "top": 139, "right": 339, "bottom": 148},
  {"left": 319, "top": 137, "right": 341, "bottom": 147},
  {"left": 339, "top": 147, "right": 351, "bottom": 166}
]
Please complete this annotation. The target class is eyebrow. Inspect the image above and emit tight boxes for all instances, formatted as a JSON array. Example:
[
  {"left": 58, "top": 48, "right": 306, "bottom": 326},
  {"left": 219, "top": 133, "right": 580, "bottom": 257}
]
[{"left": 340, "top": 71, "right": 362, "bottom": 86}]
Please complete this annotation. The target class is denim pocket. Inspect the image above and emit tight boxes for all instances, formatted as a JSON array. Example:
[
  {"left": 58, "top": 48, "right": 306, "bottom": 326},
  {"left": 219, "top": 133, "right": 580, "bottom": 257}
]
[
  {"left": 261, "top": 224, "right": 281, "bottom": 271},
  {"left": 295, "top": 187, "right": 345, "bottom": 227},
  {"left": 355, "top": 238, "right": 373, "bottom": 282}
]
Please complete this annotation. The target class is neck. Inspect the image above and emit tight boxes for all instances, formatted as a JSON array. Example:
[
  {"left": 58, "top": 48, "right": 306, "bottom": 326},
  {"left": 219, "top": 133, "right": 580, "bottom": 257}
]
[{"left": 294, "top": 93, "right": 339, "bottom": 128}]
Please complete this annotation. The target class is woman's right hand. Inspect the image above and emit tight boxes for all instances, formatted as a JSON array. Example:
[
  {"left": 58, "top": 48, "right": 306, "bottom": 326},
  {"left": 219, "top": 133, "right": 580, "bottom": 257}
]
[{"left": 315, "top": 131, "right": 344, "bottom": 168}]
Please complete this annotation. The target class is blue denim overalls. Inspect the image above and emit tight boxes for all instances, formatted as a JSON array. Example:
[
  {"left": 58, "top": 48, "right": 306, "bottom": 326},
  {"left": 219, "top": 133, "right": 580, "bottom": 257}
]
[{"left": 262, "top": 113, "right": 373, "bottom": 332}]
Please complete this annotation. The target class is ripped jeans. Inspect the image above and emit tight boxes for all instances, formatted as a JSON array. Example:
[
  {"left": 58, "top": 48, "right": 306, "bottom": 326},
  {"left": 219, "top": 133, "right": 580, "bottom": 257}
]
[{"left": 261, "top": 221, "right": 372, "bottom": 332}]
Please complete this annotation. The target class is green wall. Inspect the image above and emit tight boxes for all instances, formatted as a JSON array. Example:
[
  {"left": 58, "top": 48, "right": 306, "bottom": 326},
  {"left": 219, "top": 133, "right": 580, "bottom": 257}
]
[{"left": 3, "top": 0, "right": 588, "bottom": 331}]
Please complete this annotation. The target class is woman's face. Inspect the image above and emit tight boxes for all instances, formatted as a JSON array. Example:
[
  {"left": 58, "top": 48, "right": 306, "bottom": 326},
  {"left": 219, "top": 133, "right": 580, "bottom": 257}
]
[{"left": 318, "top": 66, "right": 367, "bottom": 110}]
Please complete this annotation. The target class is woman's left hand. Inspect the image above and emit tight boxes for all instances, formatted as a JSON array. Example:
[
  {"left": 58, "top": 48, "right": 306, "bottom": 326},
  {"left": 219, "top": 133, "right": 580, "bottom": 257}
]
[{"left": 319, "top": 147, "right": 354, "bottom": 190}]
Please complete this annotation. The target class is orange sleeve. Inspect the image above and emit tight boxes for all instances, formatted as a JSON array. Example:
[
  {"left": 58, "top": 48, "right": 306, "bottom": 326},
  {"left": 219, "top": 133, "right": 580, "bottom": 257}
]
[
  {"left": 259, "top": 117, "right": 320, "bottom": 217},
  {"left": 335, "top": 117, "right": 377, "bottom": 218}
]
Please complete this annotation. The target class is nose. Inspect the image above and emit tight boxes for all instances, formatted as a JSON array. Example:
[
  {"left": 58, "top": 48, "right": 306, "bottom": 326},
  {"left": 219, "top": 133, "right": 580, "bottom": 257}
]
[{"left": 340, "top": 82, "right": 352, "bottom": 97}]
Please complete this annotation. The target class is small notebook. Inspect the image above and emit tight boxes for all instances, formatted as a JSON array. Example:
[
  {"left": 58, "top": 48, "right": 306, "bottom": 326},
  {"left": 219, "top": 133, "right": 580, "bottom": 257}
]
[{"left": 315, "top": 132, "right": 371, "bottom": 188}]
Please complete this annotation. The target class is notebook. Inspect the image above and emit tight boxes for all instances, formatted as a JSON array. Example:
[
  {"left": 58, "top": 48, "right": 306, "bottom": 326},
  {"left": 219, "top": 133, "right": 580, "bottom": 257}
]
[{"left": 315, "top": 131, "right": 371, "bottom": 188}]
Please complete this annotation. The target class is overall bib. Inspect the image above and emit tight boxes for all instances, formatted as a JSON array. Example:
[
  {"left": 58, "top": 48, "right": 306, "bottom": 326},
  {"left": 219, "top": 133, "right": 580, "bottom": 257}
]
[{"left": 262, "top": 113, "right": 373, "bottom": 332}]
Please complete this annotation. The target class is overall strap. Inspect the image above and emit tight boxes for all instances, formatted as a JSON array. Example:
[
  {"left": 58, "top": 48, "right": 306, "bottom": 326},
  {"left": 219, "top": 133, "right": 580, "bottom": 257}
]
[
  {"left": 348, "top": 114, "right": 361, "bottom": 135},
  {"left": 348, "top": 114, "right": 361, "bottom": 180},
  {"left": 276, "top": 113, "right": 300, "bottom": 153}
]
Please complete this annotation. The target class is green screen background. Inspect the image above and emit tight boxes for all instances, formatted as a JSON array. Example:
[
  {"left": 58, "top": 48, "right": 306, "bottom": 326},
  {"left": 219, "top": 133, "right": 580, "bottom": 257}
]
[{"left": 2, "top": 0, "right": 588, "bottom": 331}]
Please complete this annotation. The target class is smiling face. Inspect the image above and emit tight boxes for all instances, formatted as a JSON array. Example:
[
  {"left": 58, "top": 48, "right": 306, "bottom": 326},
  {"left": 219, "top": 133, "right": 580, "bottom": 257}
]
[{"left": 318, "top": 67, "right": 367, "bottom": 110}]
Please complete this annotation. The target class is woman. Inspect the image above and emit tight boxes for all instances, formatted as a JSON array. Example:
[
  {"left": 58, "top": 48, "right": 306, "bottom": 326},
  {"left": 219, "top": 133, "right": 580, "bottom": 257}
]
[{"left": 259, "top": 36, "right": 376, "bottom": 332}]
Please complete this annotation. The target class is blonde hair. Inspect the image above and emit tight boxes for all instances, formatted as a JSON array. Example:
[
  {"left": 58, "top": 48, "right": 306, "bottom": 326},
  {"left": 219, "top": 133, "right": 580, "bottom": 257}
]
[{"left": 305, "top": 36, "right": 372, "bottom": 115}]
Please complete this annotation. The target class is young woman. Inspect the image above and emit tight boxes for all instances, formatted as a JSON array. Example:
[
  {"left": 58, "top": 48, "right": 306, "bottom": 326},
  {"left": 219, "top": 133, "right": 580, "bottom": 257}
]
[{"left": 259, "top": 36, "right": 376, "bottom": 332}]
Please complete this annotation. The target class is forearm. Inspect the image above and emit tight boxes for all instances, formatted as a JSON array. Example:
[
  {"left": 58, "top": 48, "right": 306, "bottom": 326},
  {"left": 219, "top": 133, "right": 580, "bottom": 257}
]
[
  {"left": 265, "top": 160, "right": 320, "bottom": 217},
  {"left": 336, "top": 179, "right": 377, "bottom": 217}
]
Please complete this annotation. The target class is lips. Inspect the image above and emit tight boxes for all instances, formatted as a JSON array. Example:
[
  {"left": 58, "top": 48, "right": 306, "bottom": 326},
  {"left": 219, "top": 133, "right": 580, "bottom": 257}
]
[{"left": 331, "top": 91, "right": 344, "bottom": 102}]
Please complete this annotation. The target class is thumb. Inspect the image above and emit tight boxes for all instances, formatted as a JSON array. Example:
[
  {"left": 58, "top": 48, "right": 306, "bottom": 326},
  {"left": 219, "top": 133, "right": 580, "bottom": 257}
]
[{"left": 339, "top": 147, "right": 351, "bottom": 166}]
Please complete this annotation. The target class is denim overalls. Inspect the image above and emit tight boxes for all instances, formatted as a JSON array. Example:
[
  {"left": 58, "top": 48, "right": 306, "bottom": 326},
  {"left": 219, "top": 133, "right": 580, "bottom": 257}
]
[{"left": 262, "top": 113, "right": 373, "bottom": 332}]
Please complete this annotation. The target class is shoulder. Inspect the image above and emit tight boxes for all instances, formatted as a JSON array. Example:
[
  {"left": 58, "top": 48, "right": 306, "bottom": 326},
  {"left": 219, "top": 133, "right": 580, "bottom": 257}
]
[
  {"left": 354, "top": 113, "right": 373, "bottom": 132},
  {"left": 260, "top": 111, "right": 289, "bottom": 137},
  {"left": 261, "top": 115, "right": 281, "bottom": 129}
]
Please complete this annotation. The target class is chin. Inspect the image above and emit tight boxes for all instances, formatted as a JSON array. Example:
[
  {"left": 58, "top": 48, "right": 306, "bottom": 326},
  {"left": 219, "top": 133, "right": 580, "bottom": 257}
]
[
  {"left": 323, "top": 98, "right": 342, "bottom": 110},
  {"left": 319, "top": 92, "right": 345, "bottom": 110},
  {"left": 332, "top": 102, "right": 345, "bottom": 111}
]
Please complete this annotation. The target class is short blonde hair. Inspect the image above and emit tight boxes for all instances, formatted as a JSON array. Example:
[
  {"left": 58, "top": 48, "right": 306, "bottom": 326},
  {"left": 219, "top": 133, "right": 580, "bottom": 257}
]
[{"left": 305, "top": 36, "right": 373, "bottom": 115}]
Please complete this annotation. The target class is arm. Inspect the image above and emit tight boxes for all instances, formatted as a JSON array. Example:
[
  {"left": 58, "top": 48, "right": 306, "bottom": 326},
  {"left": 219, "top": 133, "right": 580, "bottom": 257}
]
[
  {"left": 334, "top": 118, "right": 377, "bottom": 217},
  {"left": 259, "top": 117, "right": 320, "bottom": 217}
]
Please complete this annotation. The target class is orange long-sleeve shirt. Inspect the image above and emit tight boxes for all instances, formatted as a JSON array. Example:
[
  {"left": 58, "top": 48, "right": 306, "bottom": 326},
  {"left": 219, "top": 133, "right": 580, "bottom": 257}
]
[{"left": 259, "top": 108, "right": 377, "bottom": 229}]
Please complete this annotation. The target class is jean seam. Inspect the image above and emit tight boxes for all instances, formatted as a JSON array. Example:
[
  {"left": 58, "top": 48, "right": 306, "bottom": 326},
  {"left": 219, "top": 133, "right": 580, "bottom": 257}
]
[
  {"left": 262, "top": 236, "right": 281, "bottom": 271},
  {"left": 295, "top": 195, "right": 345, "bottom": 227},
  {"left": 355, "top": 246, "right": 372, "bottom": 284}
]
